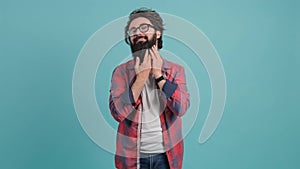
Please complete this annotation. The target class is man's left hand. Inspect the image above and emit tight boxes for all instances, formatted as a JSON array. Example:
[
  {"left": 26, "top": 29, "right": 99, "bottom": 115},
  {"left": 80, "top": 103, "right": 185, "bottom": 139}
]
[{"left": 150, "top": 45, "right": 163, "bottom": 78}]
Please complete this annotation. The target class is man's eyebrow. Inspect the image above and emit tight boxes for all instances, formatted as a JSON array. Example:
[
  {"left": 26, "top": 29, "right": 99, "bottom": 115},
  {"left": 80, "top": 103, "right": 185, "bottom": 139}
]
[{"left": 129, "top": 26, "right": 137, "bottom": 29}]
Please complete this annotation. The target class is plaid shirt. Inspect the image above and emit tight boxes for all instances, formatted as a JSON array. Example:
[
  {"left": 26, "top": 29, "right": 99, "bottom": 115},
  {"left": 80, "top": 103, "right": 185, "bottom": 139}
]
[{"left": 109, "top": 59, "right": 190, "bottom": 169}]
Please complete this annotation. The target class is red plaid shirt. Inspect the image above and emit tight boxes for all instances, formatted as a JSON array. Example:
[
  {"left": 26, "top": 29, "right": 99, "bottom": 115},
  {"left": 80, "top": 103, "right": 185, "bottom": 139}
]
[{"left": 109, "top": 59, "right": 190, "bottom": 169}]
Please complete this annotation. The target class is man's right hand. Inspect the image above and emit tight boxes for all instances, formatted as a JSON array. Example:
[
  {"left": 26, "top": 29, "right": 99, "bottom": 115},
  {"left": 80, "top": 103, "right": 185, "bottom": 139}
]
[
  {"left": 131, "top": 50, "right": 151, "bottom": 102},
  {"left": 134, "top": 49, "right": 151, "bottom": 79}
]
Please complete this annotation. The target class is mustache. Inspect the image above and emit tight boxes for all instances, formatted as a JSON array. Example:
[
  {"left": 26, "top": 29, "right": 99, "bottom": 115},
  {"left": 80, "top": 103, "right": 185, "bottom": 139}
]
[{"left": 133, "top": 36, "right": 148, "bottom": 44}]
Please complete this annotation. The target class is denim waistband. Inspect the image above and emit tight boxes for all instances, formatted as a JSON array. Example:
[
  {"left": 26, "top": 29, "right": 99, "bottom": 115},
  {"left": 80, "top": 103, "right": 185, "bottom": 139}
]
[{"left": 139, "top": 152, "right": 166, "bottom": 158}]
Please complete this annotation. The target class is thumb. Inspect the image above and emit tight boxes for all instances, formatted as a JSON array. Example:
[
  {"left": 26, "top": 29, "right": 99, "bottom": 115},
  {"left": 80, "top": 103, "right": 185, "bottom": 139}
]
[
  {"left": 134, "top": 57, "right": 140, "bottom": 73},
  {"left": 135, "top": 57, "right": 140, "bottom": 66}
]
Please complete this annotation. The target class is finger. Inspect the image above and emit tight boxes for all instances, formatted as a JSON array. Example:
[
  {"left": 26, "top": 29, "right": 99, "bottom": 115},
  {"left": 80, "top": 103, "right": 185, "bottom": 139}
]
[
  {"left": 145, "top": 49, "right": 152, "bottom": 61},
  {"left": 149, "top": 49, "right": 156, "bottom": 60},
  {"left": 150, "top": 47, "right": 158, "bottom": 59},
  {"left": 143, "top": 50, "right": 150, "bottom": 64},
  {"left": 149, "top": 51, "right": 156, "bottom": 67},
  {"left": 148, "top": 50, "right": 153, "bottom": 61},
  {"left": 149, "top": 51, "right": 157, "bottom": 69},
  {"left": 135, "top": 57, "right": 140, "bottom": 67},
  {"left": 152, "top": 50, "right": 162, "bottom": 66},
  {"left": 142, "top": 50, "right": 151, "bottom": 72},
  {"left": 146, "top": 48, "right": 150, "bottom": 57},
  {"left": 146, "top": 51, "right": 152, "bottom": 66}
]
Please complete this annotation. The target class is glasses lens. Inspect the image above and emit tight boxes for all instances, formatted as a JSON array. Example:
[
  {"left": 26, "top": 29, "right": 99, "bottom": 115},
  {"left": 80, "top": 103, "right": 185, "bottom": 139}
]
[
  {"left": 139, "top": 24, "right": 149, "bottom": 33},
  {"left": 128, "top": 28, "right": 136, "bottom": 36}
]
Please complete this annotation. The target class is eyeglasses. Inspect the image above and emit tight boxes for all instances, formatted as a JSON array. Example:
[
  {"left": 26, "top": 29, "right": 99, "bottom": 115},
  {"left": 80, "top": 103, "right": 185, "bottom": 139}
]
[{"left": 127, "top": 23, "right": 155, "bottom": 36}]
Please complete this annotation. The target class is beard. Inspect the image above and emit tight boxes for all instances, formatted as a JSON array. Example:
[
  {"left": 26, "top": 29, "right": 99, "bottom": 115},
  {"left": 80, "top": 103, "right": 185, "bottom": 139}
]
[{"left": 130, "top": 34, "right": 157, "bottom": 63}]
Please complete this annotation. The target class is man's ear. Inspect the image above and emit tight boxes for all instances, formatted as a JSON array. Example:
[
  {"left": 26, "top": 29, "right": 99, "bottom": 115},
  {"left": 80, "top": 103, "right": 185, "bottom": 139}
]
[{"left": 156, "top": 31, "right": 161, "bottom": 39}]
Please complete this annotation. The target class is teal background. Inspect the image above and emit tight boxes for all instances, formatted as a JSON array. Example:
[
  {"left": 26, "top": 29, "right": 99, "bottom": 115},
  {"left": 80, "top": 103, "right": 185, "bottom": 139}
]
[{"left": 1, "top": 0, "right": 299, "bottom": 169}]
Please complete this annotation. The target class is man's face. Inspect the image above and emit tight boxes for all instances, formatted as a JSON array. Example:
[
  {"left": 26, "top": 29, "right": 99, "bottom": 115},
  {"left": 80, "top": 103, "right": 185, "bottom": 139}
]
[{"left": 128, "top": 17, "right": 160, "bottom": 56}]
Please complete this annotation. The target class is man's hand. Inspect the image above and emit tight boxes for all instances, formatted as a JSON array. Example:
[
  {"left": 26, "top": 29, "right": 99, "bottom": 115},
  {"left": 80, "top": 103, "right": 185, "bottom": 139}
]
[
  {"left": 131, "top": 49, "right": 151, "bottom": 102},
  {"left": 134, "top": 49, "right": 151, "bottom": 78},
  {"left": 150, "top": 45, "right": 163, "bottom": 78}
]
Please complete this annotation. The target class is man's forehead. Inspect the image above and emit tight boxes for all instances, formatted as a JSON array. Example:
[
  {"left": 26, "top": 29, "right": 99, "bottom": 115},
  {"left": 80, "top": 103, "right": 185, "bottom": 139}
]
[{"left": 128, "top": 17, "right": 152, "bottom": 28}]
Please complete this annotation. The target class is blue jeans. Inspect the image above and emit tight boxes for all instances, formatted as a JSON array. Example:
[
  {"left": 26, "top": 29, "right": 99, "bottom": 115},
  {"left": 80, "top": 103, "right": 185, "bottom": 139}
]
[{"left": 140, "top": 152, "right": 170, "bottom": 169}]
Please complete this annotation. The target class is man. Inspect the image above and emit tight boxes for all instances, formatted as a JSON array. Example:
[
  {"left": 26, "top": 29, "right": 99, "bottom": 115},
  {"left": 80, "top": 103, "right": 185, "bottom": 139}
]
[{"left": 109, "top": 8, "right": 190, "bottom": 169}]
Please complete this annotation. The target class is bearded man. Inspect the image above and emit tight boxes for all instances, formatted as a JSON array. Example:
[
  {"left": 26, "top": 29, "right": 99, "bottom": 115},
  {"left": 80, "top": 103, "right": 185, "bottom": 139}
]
[{"left": 109, "top": 8, "right": 190, "bottom": 169}]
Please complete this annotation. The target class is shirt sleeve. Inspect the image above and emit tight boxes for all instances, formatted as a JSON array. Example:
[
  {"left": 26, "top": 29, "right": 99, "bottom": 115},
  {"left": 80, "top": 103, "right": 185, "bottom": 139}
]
[
  {"left": 162, "top": 65, "right": 190, "bottom": 117},
  {"left": 109, "top": 66, "right": 140, "bottom": 122},
  {"left": 162, "top": 79, "right": 178, "bottom": 98}
]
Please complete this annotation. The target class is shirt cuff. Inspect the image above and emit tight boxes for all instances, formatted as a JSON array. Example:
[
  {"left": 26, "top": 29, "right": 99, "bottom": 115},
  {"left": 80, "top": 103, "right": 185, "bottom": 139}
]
[
  {"left": 120, "top": 88, "right": 139, "bottom": 107},
  {"left": 162, "top": 79, "right": 178, "bottom": 98},
  {"left": 128, "top": 88, "right": 135, "bottom": 105}
]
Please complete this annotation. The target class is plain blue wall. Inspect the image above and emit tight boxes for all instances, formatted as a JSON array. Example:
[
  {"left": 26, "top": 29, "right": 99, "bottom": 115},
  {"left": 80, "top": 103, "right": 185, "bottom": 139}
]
[{"left": 1, "top": 0, "right": 299, "bottom": 169}]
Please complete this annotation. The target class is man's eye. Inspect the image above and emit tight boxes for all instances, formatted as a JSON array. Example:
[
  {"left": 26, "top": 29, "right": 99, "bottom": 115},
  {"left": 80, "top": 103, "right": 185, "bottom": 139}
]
[
  {"left": 128, "top": 29, "right": 136, "bottom": 35},
  {"left": 140, "top": 25, "right": 148, "bottom": 30}
]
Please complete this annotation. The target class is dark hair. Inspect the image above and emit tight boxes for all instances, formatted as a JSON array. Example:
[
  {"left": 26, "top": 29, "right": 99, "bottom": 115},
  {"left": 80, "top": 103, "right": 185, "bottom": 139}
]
[{"left": 124, "top": 8, "right": 164, "bottom": 49}]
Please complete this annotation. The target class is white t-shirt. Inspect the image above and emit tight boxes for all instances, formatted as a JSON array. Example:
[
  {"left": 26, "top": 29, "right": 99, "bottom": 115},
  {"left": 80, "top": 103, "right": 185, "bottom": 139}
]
[{"left": 140, "top": 75, "right": 165, "bottom": 153}]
